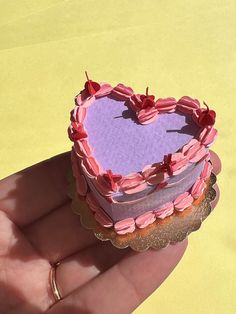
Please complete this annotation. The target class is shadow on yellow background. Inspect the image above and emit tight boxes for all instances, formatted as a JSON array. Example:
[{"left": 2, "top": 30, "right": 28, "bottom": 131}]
[{"left": 0, "top": 1, "right": 235, "bottom": 313}]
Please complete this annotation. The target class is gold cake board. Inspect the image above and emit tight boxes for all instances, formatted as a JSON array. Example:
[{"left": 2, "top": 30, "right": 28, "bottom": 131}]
[{"left": 68, "top": 173, "right": 217, "bottom": 252}]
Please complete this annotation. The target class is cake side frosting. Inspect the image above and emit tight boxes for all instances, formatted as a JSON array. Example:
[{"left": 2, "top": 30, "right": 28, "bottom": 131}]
[{"left": 68, "top": 76, "right": 217, "bottom": 235}]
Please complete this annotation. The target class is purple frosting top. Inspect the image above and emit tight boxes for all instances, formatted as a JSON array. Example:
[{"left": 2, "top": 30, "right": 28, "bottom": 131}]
[{"left": 84, "top": 96, "right": 200, "bottom": 175}]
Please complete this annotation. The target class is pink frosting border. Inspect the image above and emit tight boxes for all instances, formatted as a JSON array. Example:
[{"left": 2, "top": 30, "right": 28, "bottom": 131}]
[{"left": 69, "top": 80, "right": 217, "bottom": 200}]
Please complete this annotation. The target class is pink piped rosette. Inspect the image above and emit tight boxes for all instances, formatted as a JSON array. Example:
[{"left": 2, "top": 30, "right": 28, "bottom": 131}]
[{"left": 68, "top": 74, "right": 218, "bottom": 247}]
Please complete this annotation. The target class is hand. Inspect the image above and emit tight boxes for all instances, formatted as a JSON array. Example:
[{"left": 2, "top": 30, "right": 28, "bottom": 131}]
[{"left": 0, "top": 151, "right": 221, "bottom": 314}]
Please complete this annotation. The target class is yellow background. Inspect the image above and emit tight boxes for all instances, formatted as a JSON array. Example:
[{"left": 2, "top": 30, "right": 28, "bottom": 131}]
[{"left": 0, "top": 1, "right": 235, "bottom": 313}]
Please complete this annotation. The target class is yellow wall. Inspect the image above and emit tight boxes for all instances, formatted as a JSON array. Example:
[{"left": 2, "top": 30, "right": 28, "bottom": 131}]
[{"left": 0, "top": 1, "right": 235, "bottom": 313}]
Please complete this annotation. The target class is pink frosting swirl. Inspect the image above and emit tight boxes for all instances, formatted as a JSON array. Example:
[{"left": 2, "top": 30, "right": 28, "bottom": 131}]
[
  {"left": 70, "top": 106, "right": 87, "bottom": 123},
  {"left": 74, "top": 140, "right": 92, "bottom": 158},
  {"left": 114, "top": 218, "right": 135, "bottom": 235},
  {"left": 120, "top": 173, "right": 147, "bottom": 194},
  {"left": 182, "top": 139, "right": 207, "bottom": 163},
  {"left": 137, "top": 107, "right": 159, "bottom": 125},
  {"left": 177, "top": 96, "right": 200, "bottom": 114},
  {"left": 135, "top": 211, "right": 156, "bottom": 229},
  {"left": 199, "top": 126, "right": 218, "bottom": 147},
  {"left": 111, "top": 84, "right": 134, "bottom": 100},
  {"left": 155, "top": 97, "right": 177, "bottom": 113},
  {"left": 95, "top": 83, "right": 114, "bottom": 98},
  {"left": 76, "top": 94, "right": 96, "bottom": 108},
  {"left": 174, "top": 192, "right": 194, "bottom": 211},
  {"left": 81, "top": 156, "right": 102, "bottom": 177},
  {"left": 154, "top": 202, "right": 174, "bottom": 219},
  {"left": 200, "top": 161, "right": 213, "bottom": 180},
  {"left": 191, "top": 177, "right": 207, "bottom": 199}
]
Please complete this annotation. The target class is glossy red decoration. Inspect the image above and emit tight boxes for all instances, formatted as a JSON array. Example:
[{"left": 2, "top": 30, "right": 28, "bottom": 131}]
[
  {"left": 197, "top": 102, "right": 216, "bottom": 127},
  {"left": 84, "top": 71, "right": 101, "bottom": 96}
]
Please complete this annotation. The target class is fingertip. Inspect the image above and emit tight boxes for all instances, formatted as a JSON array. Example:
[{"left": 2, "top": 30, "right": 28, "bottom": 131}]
[
  {"left": 167, "top": 238, "right": 188, "bottom": 260},
  {"left": 211, "top": 183, "right": 220, "bottom": 209},
  {"left": 147, "top": 238, "right": 188, "bottom": 269},
  {"left": 209, "top": 150, "right": 222, "bottom": 175},
  {"left": 165, "top": 238, "right": 188, "bottom": 252},
  {"left": 180, "top": 237, "right": 188, "bottom": 251}
]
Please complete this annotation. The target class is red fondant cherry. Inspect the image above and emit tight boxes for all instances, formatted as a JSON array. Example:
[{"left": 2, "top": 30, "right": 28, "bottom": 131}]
[
  {"left": 198, "top": 102, "right": 216, "bottom": 127},
  {"left": 84, "top": 71, "right": 100, "bottom": 95},
  {"left": 140, "top": 87, "right": 155, "bottom": 109}
]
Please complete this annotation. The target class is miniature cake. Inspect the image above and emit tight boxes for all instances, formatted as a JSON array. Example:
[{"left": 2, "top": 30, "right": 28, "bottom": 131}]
[{"left": 68, "top": 73, "right": 217, "bottom": 236}]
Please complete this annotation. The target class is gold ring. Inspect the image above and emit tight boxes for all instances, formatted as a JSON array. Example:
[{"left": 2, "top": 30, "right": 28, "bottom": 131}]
[{"left": 50, "top": 261, "right": 62, "bottom": 303}]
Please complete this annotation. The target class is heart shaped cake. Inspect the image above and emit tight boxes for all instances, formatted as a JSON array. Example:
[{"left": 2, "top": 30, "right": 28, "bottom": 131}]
[{"left": 68, "top": 74, "right": 217, "bottom": 236}]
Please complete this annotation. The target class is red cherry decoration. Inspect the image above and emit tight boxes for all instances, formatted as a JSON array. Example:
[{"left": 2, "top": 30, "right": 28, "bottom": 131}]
[
  {"left": 198, "top": 101, "right": 216, "bottom": 127},
  {"left": 140, "top": 87, "right": 155, "bottom": 109},
  {"left": 84, "top": 71, "right": 101, "bottom": 96}
]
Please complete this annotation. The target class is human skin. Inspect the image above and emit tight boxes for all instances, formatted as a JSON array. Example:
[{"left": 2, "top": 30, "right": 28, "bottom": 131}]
[{"left": 0, "top": 151, "right": 221, "bottom": 314}]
